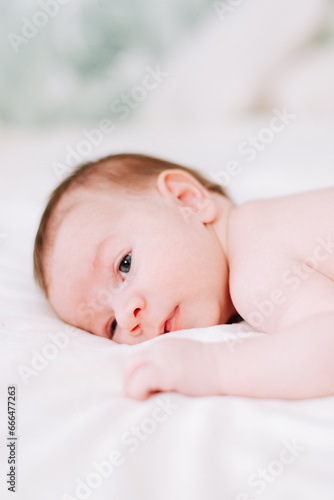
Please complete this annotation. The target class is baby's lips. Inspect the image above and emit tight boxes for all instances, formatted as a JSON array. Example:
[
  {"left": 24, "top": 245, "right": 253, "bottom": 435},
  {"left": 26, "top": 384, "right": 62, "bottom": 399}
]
[
  {"left": 160, "top": 306, "right": 179, "bottom": 335},
  {"left": 169, "top": 305, "right": 180, "bottom": 332}
]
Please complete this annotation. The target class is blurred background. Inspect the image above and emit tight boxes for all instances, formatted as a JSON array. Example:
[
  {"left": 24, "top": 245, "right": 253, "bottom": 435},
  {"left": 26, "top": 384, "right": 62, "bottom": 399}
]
[
  {"left": 1, "top": 0, "right": 334, "bottom": 127},
  {"left": 0, "top": 0, "right": 215, "bottom": 127},
  {"left": 1, "top": 0, "right": 334, "bottom": 277}
]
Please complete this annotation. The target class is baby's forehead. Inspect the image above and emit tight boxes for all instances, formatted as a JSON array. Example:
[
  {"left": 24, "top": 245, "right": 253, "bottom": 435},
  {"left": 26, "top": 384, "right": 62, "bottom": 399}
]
[
  {"left": 59, "top": 186, "right": 111, "bottom": 211},
  {"left": 52, "top": 184, "right": 157, "bottom": 234},
  {"left": 59, "top": 183, "right": 154, "bottom": 210},
  {"left": 54, "top": 186, "right": 117, "bottom": 221},
  {"left": 52, "top": 188, "right": 110, "bottom": 231}
]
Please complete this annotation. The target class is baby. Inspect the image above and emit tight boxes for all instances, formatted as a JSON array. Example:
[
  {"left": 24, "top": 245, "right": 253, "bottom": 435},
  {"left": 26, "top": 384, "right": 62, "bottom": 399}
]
[{"left": 34, "top": 153, "right": 334, "bottom": 401}]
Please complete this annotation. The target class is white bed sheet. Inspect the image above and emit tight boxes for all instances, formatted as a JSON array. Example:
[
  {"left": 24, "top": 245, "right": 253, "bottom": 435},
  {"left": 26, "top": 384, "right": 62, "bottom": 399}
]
[{"left": 1, "top": 119, "right": 334, "bottom": 500}]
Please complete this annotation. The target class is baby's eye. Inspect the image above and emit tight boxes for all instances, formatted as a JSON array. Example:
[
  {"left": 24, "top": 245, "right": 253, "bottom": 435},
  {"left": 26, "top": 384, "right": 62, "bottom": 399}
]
[
  {"left": 107, "top": 318, "right": 117, "bottom": 340},
  {"left": 119, "top": 253, "right": 131, "bottom": 278},
  {"left": 108, "top": 318, "right": 117, "bottom": 339}
]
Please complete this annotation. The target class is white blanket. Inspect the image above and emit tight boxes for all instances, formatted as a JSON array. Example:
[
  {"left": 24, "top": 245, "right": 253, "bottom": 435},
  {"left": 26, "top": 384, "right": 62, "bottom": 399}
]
[{"left": 1, "top": 119, "right": 334, "bottom": 500}]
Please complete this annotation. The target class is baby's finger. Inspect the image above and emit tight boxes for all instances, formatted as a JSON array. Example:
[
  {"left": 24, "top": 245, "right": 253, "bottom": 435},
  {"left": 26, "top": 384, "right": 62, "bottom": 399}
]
[{"left": 124, "top": 362, "right": 161, "bottom": 400}]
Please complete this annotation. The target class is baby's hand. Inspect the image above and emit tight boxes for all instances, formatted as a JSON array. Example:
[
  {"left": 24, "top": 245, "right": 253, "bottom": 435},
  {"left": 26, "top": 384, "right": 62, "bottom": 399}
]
[{"left": 123, "top": 337, "right": 221, "bottom": 400}]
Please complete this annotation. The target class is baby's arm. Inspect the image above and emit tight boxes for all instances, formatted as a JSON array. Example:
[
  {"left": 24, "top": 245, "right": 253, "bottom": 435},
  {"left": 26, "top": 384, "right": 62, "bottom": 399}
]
[
  {"left": 124, "top": 312, "right": 334, "bottom": 400},
  {"left": 213, "top": 312, "right": 334, "bottom": 399}
]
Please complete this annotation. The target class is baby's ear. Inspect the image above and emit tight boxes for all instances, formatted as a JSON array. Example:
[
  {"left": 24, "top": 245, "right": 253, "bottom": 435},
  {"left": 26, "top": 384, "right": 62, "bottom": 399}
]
[{"left": 156, "top": 169, "right": 217, "bottom": 223}]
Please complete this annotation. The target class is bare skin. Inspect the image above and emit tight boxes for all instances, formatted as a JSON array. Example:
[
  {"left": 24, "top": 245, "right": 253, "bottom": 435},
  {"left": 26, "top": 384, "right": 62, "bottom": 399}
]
[{"left": 46, "top": 171, "right": 334, "bottom": 400}]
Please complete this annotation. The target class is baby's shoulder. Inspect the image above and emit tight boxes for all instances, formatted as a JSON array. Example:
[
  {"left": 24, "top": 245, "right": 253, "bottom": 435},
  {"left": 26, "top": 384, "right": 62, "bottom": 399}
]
[
  {"left": 229, "top": 187, "right": 334, "bottom": 258},
  {"left": 227, "top": 188, "right": 334, "bottom": 330},
  {"left": 227, "top": 196, "right": 284, "bottom": 261}
]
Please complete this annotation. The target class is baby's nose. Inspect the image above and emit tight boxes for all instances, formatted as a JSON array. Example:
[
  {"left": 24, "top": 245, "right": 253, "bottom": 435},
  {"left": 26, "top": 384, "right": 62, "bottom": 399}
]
[{"left": 116, "top": 297, "right": 145, "bottom": 333}]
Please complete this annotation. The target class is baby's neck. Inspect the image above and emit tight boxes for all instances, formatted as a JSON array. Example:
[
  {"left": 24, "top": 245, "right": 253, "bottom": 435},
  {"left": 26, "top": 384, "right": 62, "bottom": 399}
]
[
  {"left": 212, "top": 194, "right": 234, "bottom": 263},
  {"left": 210, "top": 194, "right": 237, "bottom": 322}
]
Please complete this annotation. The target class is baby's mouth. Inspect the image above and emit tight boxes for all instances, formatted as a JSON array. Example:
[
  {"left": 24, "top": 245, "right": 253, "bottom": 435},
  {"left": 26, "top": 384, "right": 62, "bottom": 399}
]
[{"left": 162, "top": 306, "right": 179, "bottom": 334}]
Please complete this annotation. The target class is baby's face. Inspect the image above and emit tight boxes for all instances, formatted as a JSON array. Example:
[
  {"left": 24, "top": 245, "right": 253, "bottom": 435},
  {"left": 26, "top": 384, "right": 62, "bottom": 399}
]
[{"left": 47, "top": 184, "right": 232, "bottom": 344}]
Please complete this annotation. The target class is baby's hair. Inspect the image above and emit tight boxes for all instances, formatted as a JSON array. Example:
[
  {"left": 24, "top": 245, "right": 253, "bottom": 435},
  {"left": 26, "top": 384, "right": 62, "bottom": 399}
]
[{"left": 33, "top": 153, "right": 226, "bottom": 297}]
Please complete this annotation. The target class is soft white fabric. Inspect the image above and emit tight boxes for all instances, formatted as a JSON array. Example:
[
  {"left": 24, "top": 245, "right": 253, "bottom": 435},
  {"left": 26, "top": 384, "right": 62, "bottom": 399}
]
[{"left": 1, "top": 117, "right": 334, "bottom": 499}]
